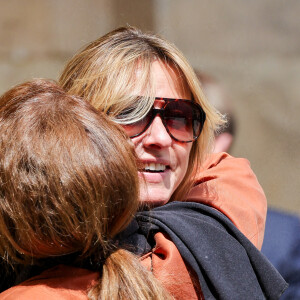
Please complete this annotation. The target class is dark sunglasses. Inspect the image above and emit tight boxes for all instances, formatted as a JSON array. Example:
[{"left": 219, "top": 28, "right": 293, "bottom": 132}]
[{"left": 120, "top": 97, "right": 206, "bottom": 143}]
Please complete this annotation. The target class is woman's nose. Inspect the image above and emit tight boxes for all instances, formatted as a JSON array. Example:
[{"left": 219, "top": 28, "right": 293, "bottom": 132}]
[{"left": 142, "top": 116, "right": 172, "bottom": 148}]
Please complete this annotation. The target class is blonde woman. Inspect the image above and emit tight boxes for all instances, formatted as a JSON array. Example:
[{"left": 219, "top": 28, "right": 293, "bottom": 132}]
[
  {"left": 57, "top": 27, "right": 287, "bottom": 299},
  {"left": 60, "top": 26, "right": 265, "bottom": 247},
  {"left": 0, "top": 79, "right": 172, "bottom": 300}
]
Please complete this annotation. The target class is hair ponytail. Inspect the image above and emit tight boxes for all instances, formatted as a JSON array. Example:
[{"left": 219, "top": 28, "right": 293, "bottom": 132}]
[{"left": 88, "top": 249, "right": 172, "bottom": 300}]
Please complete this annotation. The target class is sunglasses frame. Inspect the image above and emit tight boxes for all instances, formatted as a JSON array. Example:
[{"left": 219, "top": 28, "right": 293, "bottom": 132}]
[{"left": 128, "top": 97, "right": 206, "bottom": 143}]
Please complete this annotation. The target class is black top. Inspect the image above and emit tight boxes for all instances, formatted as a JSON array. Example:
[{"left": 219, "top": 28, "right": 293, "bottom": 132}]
[{"left": 120, "top": 201, "right": 288, "bottom": 300}]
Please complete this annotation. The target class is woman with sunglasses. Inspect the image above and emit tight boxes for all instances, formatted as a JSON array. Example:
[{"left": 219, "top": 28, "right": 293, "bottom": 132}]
[
  {"left": 60, "top": 26, "right": 265, "bottom": 247},
  {"left": 57, "top": 26, "right": 288, "bottom": 299}
]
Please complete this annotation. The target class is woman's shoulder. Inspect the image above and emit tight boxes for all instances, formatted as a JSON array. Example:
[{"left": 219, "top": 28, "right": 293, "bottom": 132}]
[
  {"left": 186, "top": 152, "right": 267, "bottom": 249},
  {"left": 0, "top": 265, "right": 99, "bottom": 300}
]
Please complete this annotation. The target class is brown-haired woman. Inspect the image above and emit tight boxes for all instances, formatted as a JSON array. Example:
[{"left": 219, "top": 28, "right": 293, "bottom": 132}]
[{"left": 0, "top": 79, "right": 171, "bottom": 300}]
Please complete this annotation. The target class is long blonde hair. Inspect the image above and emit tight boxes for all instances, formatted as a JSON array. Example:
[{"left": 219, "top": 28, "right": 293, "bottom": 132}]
[
  {"left": 59, "top": 26, "right": 225, "bottom": 202},
  {"left": 0, "top": 79, "right": 171, "bottom": 299}
]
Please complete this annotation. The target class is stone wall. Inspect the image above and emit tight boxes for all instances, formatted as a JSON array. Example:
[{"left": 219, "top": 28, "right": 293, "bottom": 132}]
[{"left": 1, "top": 0, "right": 299, "bottom": 213}]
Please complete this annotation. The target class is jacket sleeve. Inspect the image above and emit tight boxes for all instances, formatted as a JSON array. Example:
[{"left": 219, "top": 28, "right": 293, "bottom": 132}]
[
  {"left": 140, "top": 232, "right": 204, "bottom": 300},
  {"left": 0, "top": 265, "right": 98, "bottom": 300},
  {"left": 185, "top": 152, "right": 267, "bottom": 249}
]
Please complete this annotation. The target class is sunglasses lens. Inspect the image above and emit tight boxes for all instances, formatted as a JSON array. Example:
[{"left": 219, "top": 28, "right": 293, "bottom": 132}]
[
  {"left": 122, "top": 112, "right": 152, "bottom": 138},
  {"left": 164, "top": 101, "right": 203, "bottom": 142}
]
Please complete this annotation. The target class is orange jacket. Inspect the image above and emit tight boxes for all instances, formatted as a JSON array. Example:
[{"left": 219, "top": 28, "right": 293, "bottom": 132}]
[
  {"left": 140, "top": 232, "right": 204, "bottom": 299},
  {"left": 0, "top": 266, "right": 97, "bottom": 300},
  {"left": 186, "top": 152, "right": 267, "bottom": 249}
]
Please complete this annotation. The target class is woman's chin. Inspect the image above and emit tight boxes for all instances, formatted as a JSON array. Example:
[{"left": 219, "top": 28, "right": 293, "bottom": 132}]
[
  {"left": 140, "top": 198, "right": 169, "bottom": 208},
  {"left": 138, "top": 181, "right": 175, "bottom": 207},
  {"left": 138, "top": 192, "right": 170, "bottom": 208}
]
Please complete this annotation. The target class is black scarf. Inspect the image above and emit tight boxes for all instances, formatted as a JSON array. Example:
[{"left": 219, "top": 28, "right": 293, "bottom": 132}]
[{"left": 120, "top": 201, "right": 288, "bottom": 300}]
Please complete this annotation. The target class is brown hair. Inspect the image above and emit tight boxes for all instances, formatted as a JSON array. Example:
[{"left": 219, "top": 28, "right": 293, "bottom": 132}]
[
  {"left": 0, "top": 79, "right": 171, "bottom": 299},
  {"left": 59, "top": 26, "right": 225, "bottom": 202}
]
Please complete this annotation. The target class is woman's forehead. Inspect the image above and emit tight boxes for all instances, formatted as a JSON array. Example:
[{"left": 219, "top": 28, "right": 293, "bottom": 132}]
[{"left": 135, "top": 60, "right": 191, "bottom": 100}]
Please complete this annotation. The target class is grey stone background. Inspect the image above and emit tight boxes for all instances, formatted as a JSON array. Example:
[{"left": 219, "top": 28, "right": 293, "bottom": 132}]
[{"left": 1, "top": 0, "right": 299, "bottom": 214}]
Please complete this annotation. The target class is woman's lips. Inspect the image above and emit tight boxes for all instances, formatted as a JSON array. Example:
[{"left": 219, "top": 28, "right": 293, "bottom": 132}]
[
  {"left": 143, "top": 162, "right": 167, "bottom": 172},
  {"left": 139, "top": 162, "right": 170, "bottom": 183}
]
